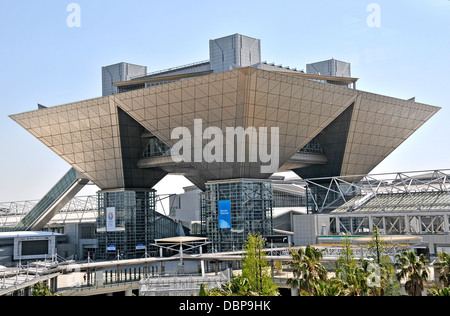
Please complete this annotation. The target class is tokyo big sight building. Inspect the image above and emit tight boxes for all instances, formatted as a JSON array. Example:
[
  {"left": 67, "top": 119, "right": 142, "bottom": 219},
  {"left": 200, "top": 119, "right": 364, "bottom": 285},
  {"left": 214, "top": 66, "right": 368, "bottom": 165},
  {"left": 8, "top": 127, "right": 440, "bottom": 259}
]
[{"left": 9, "top": 34, "right": 440, "bottom": 255}]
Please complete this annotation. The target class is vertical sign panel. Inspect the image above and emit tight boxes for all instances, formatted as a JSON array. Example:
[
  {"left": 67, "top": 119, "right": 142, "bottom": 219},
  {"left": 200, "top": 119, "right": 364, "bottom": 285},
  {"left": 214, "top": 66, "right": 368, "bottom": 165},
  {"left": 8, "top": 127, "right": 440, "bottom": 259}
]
[
  {"left": 106, "top": 207, "right": 116, "bottom": 232},
  {"left": 218, "top": 200, "right": 231, "bottom": 229}
]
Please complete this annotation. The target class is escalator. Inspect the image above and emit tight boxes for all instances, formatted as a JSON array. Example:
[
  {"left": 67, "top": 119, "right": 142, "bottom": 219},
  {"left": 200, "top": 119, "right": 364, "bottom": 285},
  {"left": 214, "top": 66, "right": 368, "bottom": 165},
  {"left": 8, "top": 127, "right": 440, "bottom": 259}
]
[{"left": 12, "top": 168, "right": 89, "bottom": 231}]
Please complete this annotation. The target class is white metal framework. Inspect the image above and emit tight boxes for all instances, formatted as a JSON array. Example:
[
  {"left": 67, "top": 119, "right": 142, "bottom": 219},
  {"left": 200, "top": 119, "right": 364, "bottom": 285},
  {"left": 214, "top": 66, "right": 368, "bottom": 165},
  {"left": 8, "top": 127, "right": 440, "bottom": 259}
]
[
  {"left": 0, "top": 196, "right": 98, "bottom": 228},
  {"left": 304, "top": 170, "right": 450, "bottom": 238},
  {"left": 0, "top": 194, "right": 176, "bottom": 230},
  {"left": 305, "top": 170, "right": 450, "bottom": 213},
  {"left": 139, "top": 272, "right": 230, "bottom": 296}
]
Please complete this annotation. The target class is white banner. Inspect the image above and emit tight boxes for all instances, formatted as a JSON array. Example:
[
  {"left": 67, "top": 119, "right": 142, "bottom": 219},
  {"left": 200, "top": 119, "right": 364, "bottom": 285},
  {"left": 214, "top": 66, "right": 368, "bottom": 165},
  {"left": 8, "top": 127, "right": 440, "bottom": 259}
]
[{"left": 106, "top": 207, "right": 116, "bottom": 232}]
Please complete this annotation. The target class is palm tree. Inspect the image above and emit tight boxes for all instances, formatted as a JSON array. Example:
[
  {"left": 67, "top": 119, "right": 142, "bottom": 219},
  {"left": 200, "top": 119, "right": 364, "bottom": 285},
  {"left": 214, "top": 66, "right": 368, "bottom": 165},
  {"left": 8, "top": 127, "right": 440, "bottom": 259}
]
[
  {"left": 308, "top": 279, "right": 343, "bottom": 296},
  {"left": 334, "top": 262, "right": 371, "bottom": 296},
  {"left": 287, "top": 245, "right": 328, "bottom": 295},
  {"left": 427, "top": 286, "right": 450, "bottom": 296},
  {"left": 333, "top": 237, "right": 370, "bottom": 296},
  {"left": 395, "top": 251, "right": 430, "bottom": 296},
  {"left": 434, "top": 252, "right": 450, "bottom": 287}
]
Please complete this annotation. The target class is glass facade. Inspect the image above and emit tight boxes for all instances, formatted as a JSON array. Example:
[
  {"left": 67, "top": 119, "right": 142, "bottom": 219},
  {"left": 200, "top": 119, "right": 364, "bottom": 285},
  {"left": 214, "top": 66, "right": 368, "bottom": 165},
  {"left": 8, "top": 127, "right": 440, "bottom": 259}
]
[
  {"left": 298, "top": 138, "right": 324, "bottom": 155},
  {"left": 306, "top": 184, "right": 359, "bottom": 214},
  {"left": 142, "top": 137, "right": 172, "bottom": 158},
  {"left": 14, "top": 168, "right": 79, "bottom": 231},
  {"left": 96, "top": 190, "right": 179, "bottom": 260},
  {"left": 201, "top": 180, "right": 273, "bottom": 252},
  {"left": 273, "top": 189, "right": 306, "bottom": 208}
]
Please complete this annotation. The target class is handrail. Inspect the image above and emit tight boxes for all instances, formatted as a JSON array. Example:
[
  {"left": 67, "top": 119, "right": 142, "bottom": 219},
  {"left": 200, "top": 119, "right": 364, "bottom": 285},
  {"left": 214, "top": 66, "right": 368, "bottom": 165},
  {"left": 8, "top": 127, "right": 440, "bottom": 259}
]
[{"left": 129, "top": 60, "right": 210, "bottom": 80}]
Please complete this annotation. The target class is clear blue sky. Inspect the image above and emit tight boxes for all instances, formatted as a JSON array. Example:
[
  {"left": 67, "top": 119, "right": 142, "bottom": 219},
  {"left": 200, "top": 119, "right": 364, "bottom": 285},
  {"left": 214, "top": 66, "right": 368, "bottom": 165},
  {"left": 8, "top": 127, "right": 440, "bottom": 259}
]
[{"left": 0, "top": 0, "right": 449, "bottom": 202}]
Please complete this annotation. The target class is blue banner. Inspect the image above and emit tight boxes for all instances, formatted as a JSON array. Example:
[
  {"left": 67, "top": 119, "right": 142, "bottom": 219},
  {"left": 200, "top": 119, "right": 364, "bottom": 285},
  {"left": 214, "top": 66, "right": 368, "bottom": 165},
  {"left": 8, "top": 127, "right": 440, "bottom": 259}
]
[
  {"left": 218, "top": 200, "right": 231, "bottom": 229},
  {"left": 107, "top": 244, "right": 116, "bottom": 251}
]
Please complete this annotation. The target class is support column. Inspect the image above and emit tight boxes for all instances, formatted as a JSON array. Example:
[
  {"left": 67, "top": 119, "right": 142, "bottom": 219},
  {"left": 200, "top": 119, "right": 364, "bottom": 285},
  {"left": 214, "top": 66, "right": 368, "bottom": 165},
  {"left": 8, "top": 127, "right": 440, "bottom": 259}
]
[
  {"left": 200, "top": 246, "right": 205, "bottom": 277},
  {"left": 97, "top": 189, "right": 156, "bottom": 260},
  {"left": 116, "top": 265, "right": 120, "bottom": 283},
  {"left": 125, "top": 287, "right": 133, "bottom": 297},
  {"left": 444, "top": 214, "right": 449, "bottom": 233},
  {"left": 336, "top": 217, "right": 341, "bottom": 234},
  {"left": 368, "top": 215, "right": 373, "bottom": 231},
  {"left": 405, "top": 215, "right": 410, "bottom": 234},
  {"left": 202, "top": 179, "right": 274, "bottom": 252}
]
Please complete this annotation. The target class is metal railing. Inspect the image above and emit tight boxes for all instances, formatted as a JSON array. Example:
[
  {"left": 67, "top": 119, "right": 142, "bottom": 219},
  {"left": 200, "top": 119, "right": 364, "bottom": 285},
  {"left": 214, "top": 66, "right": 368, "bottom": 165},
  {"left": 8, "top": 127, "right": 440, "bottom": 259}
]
[
  {"left": 139, "top": 271, "right": 230, "bottom": 296},
  {"left": 130, "top": 60, "right": 210, "bottom": 80}
]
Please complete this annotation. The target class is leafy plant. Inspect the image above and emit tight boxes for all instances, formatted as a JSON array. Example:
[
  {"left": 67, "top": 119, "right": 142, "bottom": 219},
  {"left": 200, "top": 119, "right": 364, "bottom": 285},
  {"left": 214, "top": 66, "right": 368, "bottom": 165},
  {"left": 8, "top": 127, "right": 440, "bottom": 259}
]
[
  {"left": 32, "top": 282, "right": 58, "bottom": 296},
  {"left": 241, "top": 233, "right": 279, "bottom": 296},
  {"left": 201, "top": 233, "right": 279, "bottom": 296},
  {"left": 395, "top": 251, "right": 430, "bottom": 296},
  {"left": 434, "top": 252, "right": 450, "bottom": 287},
  {"left": 287, "top": 244, "right": 328, "bottom": 295},
  {"left": 427, "top": 286, "right": 450, "bottom": 296}
]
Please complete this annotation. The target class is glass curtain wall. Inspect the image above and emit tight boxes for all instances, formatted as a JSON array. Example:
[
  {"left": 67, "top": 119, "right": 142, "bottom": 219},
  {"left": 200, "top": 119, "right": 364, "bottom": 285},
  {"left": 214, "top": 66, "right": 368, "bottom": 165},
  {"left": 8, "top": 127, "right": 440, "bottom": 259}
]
[
  {"left": 201, "top": 180, "right": 273, "bottom": 252},
  {"left": 96, "top": 190, "right": 179, "bottom": 260}
]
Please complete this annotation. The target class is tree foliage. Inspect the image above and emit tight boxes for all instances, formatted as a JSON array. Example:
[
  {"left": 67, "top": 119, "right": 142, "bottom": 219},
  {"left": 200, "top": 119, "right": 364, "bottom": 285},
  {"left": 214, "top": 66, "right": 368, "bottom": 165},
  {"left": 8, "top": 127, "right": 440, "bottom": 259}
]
[
  {"left": 287, "top": 244, "right": 327, "bottom": 295},
  {"left": 367, "top": 227, "right": 399, "bottom": 296},
  {"left": 201, "top": 230, "right": 450, "bottom": 297},
  {"left": 334, "top": 237, "right": 372, "bottom": 296},
  {"left": 427, "top": 286, "right": 450, "bottom": 296},
  {"left": 395, "top": 251, "right": 430, "bottom": 296},
  {"left": 32, "top": 282, "right": 57, "bottom": 296},
  {"left": 434, "top": 252, "right": 450, "bottom": 287},
  {"left": 202, "top": 233, "right": 279, "bottom": 296},
  {"left": 241, "top": 233, "right": 278, "bottom": 296}
]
